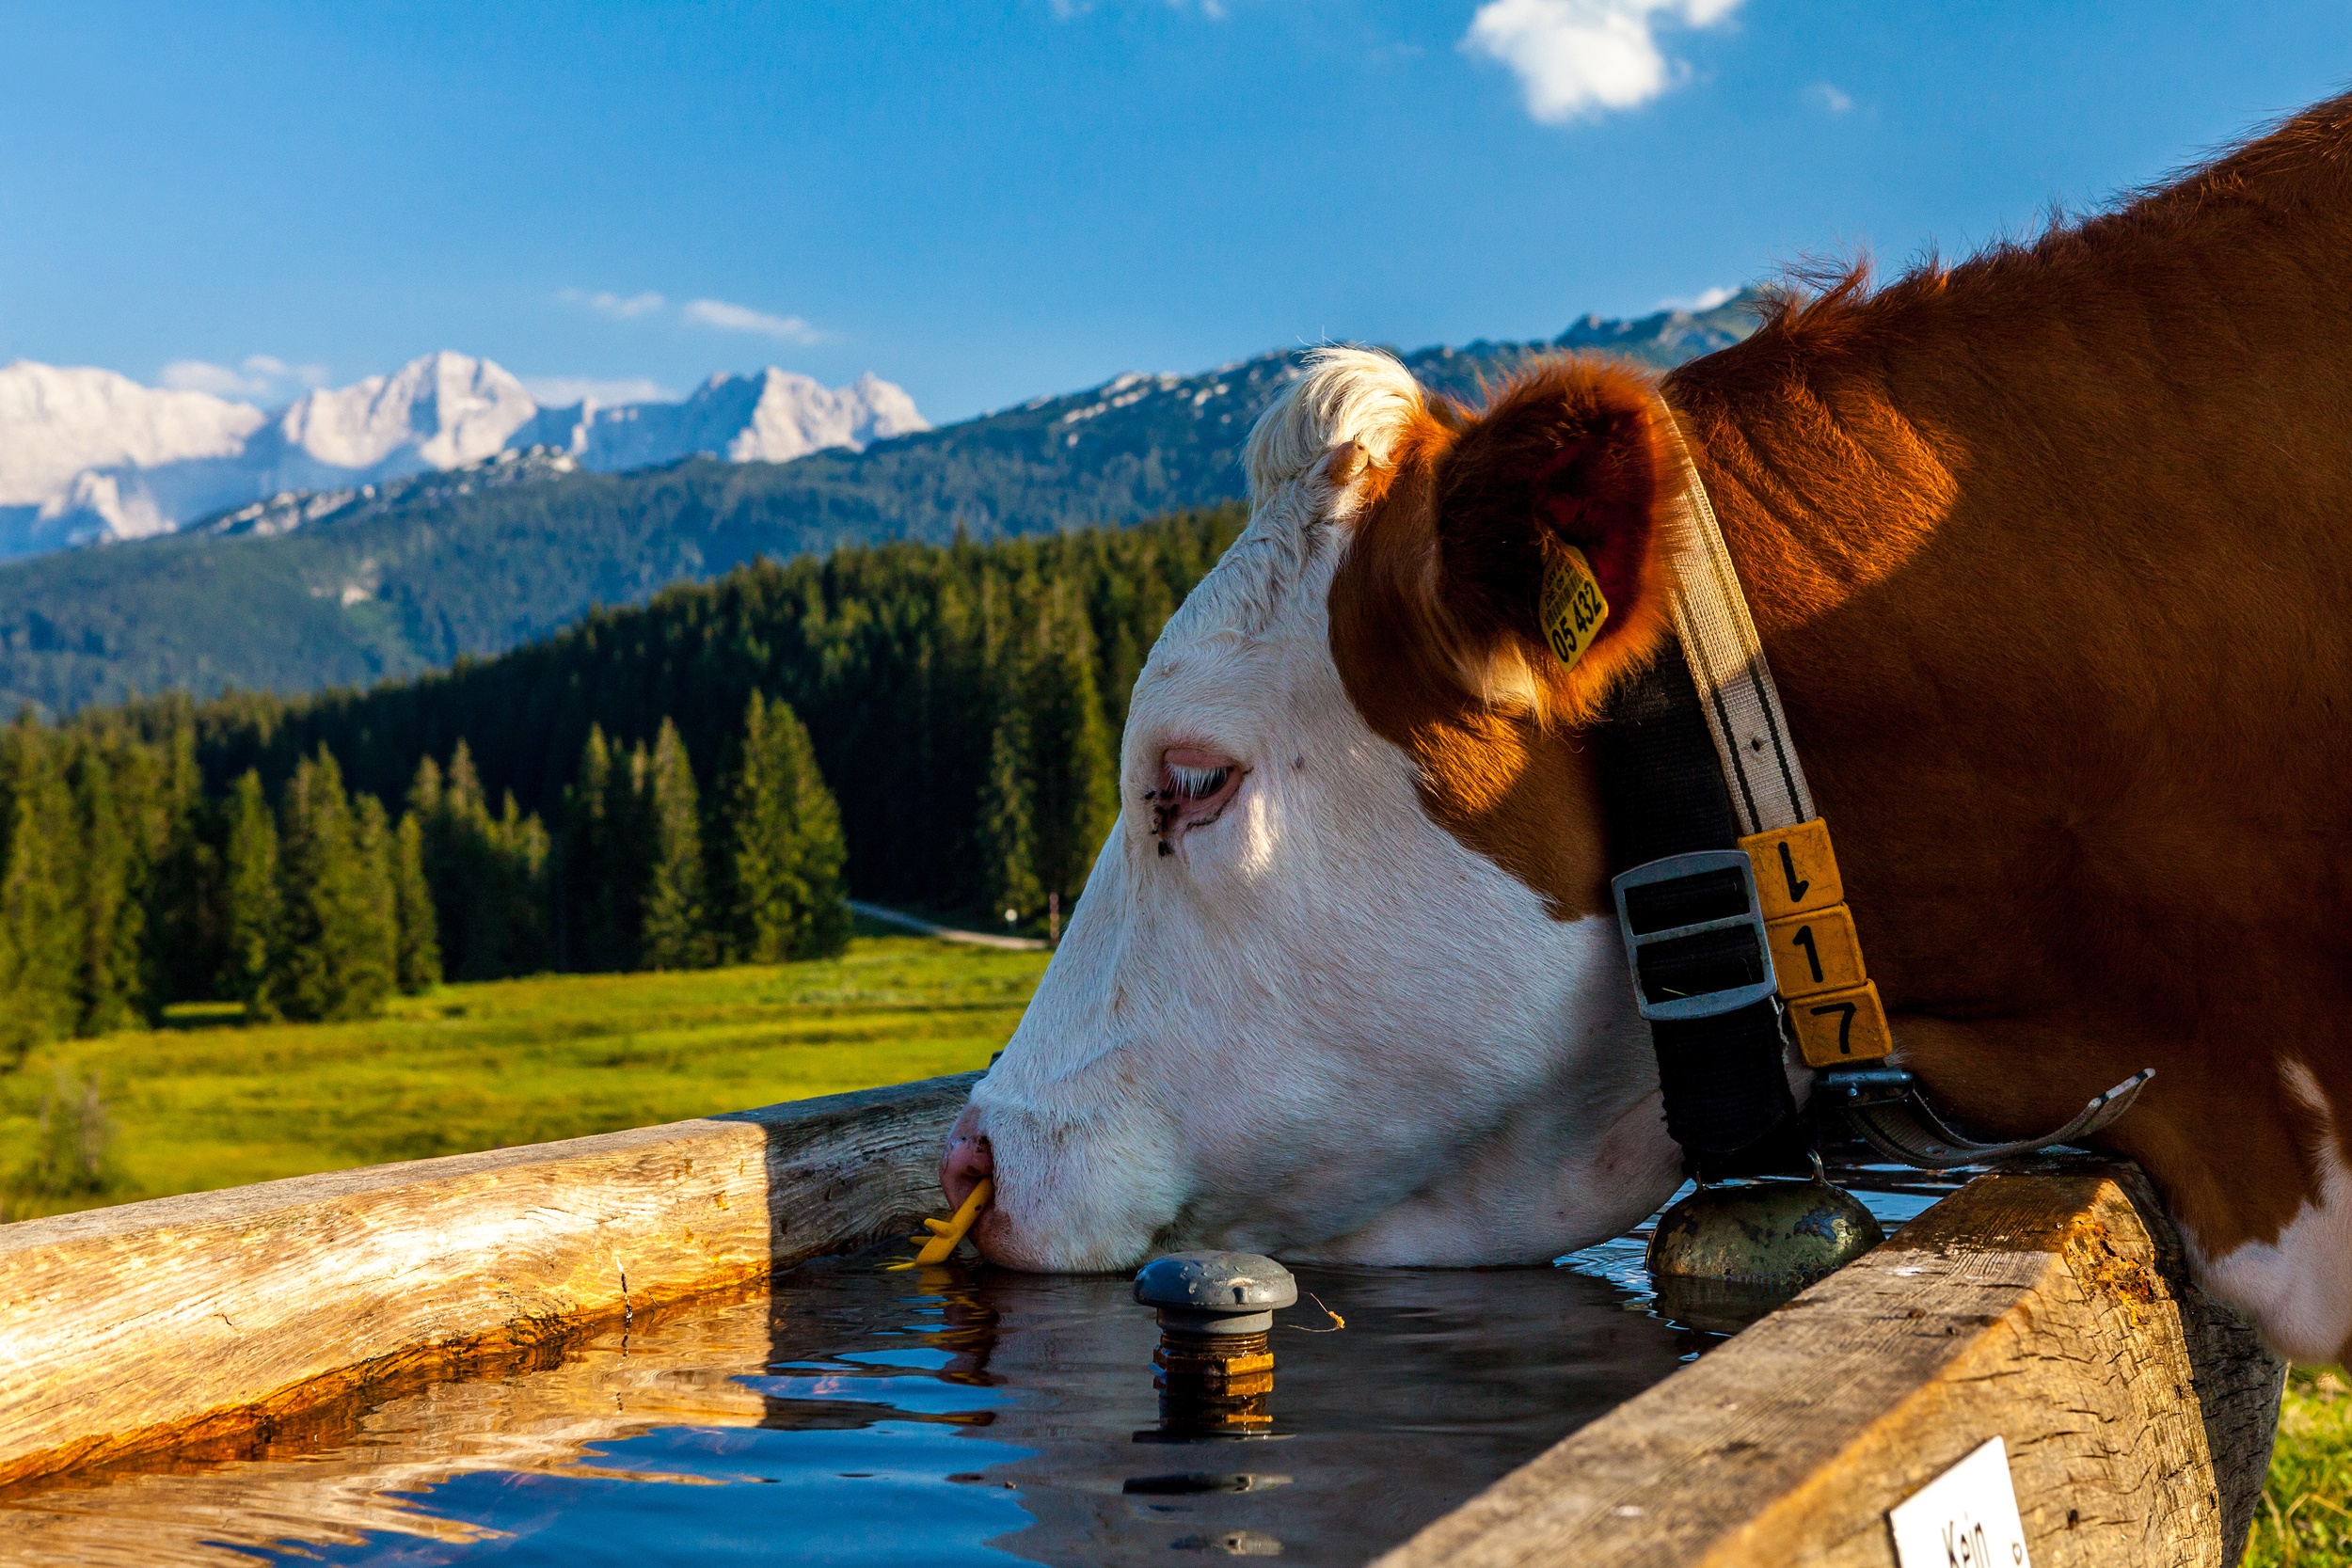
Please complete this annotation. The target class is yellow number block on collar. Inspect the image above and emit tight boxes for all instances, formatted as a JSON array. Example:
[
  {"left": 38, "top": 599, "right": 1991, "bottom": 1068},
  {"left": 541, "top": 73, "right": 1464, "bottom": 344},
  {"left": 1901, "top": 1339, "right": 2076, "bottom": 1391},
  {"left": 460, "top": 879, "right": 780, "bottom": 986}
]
[
  {"left": 1790, "top": 980, "right": 1892, "bottom": 1066},
  {"left": 1766, "top": 903, "right": 1866, "bottom": 999},
  {"left": 1740, "top": 817, "right": 1843, "bottom": 920}
]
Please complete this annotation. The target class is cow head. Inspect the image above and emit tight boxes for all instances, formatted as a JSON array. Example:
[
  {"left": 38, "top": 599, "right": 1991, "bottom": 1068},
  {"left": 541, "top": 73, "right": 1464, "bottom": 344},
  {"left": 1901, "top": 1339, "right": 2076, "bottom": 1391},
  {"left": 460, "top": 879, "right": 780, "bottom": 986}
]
[{"left": 944, "top": 347, "right": 1700, "bottom": 1270}]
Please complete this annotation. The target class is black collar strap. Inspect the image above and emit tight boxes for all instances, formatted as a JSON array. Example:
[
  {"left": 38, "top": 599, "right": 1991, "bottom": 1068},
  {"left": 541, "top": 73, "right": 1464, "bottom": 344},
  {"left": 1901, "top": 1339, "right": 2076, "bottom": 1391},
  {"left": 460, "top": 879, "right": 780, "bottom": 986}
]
[
  {"left": 1572, "top": 408, "right": 2152, "bottom": 1176},
  {"left": 1592, "top": 654, "right": 1810, "bottom": 1180}
]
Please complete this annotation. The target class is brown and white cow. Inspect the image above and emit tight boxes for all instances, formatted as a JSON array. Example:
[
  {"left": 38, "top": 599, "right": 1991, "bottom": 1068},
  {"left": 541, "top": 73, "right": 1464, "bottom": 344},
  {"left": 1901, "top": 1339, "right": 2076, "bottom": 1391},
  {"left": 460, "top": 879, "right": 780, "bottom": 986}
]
[{"left": 943, "top": 95, "right": 2352, "bottom": 1366}]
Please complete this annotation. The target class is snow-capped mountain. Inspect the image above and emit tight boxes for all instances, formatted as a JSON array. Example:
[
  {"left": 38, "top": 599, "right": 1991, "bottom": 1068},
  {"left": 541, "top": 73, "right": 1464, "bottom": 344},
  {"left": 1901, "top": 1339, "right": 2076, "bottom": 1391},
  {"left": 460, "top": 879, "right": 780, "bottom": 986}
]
[
  {"left": 515, "top": 368, "right": 926, "bottom": 470},
  {"left": 267, "top": 352, "right": 542, "bottom": 487},
  {"left": 0, "top": 352, "right": 926, "bottom": 562},
  {"left": 0, "top": 364, "right": 266, "bottom": 542}
]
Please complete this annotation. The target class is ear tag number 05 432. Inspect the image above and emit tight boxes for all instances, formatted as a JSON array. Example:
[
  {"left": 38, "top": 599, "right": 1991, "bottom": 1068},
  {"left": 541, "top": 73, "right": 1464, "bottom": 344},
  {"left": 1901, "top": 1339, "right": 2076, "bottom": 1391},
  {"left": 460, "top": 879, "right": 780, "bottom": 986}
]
[{"left": 1540, "top": 546, "right": 1610, "bottom": 671}]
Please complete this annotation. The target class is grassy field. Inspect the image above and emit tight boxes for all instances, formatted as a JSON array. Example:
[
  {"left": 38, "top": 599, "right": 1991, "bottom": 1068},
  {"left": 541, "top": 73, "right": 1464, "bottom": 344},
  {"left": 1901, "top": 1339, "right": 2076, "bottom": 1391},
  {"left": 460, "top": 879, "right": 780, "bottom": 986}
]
[
  {"left": 0, "top": 930, "right": 1047, "bottom": 1218},
  {"left": 2250, "top": 1366, "right": 2352, "bottom": 1567},
  {"left": 0, "top": 931, "right": 2339, "bottom": 1555}
]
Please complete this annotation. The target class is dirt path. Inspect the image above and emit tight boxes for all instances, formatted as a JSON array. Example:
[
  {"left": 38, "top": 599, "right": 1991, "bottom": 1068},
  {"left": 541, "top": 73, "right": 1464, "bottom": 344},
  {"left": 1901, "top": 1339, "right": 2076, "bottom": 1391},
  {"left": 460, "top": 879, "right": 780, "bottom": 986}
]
[{"left": 848, "top": 901, "right": 1047, "bottom": 952}]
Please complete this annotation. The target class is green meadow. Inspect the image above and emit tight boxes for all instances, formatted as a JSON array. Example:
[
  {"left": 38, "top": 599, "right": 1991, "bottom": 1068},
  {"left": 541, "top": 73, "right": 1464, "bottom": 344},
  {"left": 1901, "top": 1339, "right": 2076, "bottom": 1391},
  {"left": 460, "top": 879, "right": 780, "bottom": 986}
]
[
  {"left": 0, "top": 929, "right": 1046, "bottom": 1217},
  {"left": 2249, "top": 1366, "right": 2352, "bottom": 1567}
]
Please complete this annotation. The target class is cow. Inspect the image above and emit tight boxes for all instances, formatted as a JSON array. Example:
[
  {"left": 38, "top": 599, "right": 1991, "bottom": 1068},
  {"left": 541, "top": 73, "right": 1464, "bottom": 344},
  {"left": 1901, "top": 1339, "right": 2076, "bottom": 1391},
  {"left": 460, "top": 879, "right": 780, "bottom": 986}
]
[{"left": 941, "top": 94, "right": 2352, "bottom": 1368}]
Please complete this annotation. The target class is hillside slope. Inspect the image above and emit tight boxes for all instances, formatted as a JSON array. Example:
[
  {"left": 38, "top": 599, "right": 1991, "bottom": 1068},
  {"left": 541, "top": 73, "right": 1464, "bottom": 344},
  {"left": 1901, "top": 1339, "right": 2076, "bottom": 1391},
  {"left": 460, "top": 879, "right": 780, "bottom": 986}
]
[{"left": 0, "top": 293, "right": 1758, "bottom": 715}]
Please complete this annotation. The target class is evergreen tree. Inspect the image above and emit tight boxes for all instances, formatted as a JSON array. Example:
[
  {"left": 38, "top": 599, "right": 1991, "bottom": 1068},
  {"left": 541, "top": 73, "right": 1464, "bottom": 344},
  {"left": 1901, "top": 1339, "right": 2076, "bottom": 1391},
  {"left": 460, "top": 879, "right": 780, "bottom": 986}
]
[
  {"left": 717, "top": 692, "right": 851, "bottom": 963},
  {"left": 484, "top": 791, "right": 553, "bottom": 974},
  {"left": 409, "top": 752, "right": 444, "bottom": 819},
  {"left": 391, "top": 811, "right": 440, "bottom": 992},
  {"left": 66, "top": 739, "right": 145, "bottom": 1037},
  {"left": 143, "top": 718, "right": 218, "bottom": 1014},
  {"left": 639, "top": 720, "right": 712, "bottom": 969},
  {"left": 353, "top": 792, "right": 401, "bottom": 1004},
  {"left": 559, "top": 725, "right": 640, "bottom": 973},
  {"left": 1025, "top": 584, "right": 1121, "bottom": 907},
  {"left": 603, "top": 728, "right": 652, "bottom": 956},
  {"left": 274, "top": 747, "right": 394, "bottom": 1022},
  {"left": 976, "top": 695, "right": 1041, "bottom": 927},
  {"left": 415, "top": 743, "right": 551, "bottom": 981},
  {"left": 221, "top": 769, "right": 282, "bottom": 1020},
  {"left": 0, "top": 720, "right": 78, "bottom": 1063}
]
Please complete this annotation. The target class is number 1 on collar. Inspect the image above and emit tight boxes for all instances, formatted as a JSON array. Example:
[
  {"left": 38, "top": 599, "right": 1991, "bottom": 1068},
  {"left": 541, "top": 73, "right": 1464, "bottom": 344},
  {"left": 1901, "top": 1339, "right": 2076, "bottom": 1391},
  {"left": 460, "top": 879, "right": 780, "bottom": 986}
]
[{"left": 1539, "top": 546, "right": 1609, "bottom": 671}]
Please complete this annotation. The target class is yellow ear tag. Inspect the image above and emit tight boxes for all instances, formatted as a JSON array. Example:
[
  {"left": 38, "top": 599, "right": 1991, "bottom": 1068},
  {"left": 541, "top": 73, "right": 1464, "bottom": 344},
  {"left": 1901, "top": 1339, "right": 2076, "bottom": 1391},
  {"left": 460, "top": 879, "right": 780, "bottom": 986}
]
[{"left": 1539, "top": 546, "right": 1610, "bottom": 671}]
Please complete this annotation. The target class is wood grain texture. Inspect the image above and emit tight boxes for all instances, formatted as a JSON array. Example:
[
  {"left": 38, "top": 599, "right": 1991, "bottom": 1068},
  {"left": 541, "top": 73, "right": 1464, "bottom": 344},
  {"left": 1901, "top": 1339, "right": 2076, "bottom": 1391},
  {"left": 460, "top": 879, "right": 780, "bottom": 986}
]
[
  {"left": 0, "top": 1282, "right": 785, "bottom": 1566},
  {"left": 0, "top": 1072, "right": 977, "bottom": 1491},
  {"left": 1375, "top": 1159, "right": 2285, "bottom": 1568}
]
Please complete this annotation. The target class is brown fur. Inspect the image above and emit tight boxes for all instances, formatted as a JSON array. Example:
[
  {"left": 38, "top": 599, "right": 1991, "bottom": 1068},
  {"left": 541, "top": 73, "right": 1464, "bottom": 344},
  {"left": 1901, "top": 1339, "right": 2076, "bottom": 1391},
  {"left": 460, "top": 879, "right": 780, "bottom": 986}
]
[
  {"left": 1327, "top": 367, "right": 1685, "bottom": 921},
  {"left": 1330, "top": 94, "right": 2352, "bottom": 1357}
]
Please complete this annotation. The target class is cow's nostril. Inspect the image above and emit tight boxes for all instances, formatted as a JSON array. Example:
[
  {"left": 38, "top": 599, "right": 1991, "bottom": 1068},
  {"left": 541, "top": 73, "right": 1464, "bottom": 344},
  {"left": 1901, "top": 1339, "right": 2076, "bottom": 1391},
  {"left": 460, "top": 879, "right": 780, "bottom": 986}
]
[{"left": 941, "top": 1128, "right": 995, "bottom": 1211}]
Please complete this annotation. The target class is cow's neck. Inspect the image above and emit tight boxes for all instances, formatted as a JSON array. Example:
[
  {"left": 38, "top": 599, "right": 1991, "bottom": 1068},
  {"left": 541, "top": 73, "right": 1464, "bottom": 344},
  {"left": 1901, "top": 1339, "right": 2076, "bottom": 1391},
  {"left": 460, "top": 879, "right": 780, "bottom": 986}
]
[{"left": 1658, "top": 274, "right": 2352, "bottom": 1320}]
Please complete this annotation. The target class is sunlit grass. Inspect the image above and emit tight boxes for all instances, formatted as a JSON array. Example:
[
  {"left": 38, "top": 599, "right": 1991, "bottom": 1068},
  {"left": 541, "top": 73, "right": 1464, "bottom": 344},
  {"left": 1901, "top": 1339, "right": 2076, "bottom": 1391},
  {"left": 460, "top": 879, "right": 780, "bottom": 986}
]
[
  {"left": 2249, "top": 1366, "right": 2351, "bottom": 1567},
  {"left": 0, "top": 932, "right": 1047, "bottom": 1219}
]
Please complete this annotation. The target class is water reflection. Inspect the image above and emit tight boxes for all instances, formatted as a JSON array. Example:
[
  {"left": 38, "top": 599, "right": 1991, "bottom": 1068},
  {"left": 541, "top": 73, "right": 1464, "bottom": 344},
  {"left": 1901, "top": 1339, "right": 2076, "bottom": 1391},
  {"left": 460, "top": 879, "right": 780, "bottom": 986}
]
[{"left": 0, "top": 1258, "right": 1685, "bottom": 1567}]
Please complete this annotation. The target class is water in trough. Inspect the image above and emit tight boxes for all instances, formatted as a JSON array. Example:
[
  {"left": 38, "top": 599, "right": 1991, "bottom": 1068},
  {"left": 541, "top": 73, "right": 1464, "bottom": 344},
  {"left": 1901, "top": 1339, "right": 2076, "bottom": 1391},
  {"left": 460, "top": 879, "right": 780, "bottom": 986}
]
[{"left": 0, "top": 1172, "right": 1952, "bottom": 1567}]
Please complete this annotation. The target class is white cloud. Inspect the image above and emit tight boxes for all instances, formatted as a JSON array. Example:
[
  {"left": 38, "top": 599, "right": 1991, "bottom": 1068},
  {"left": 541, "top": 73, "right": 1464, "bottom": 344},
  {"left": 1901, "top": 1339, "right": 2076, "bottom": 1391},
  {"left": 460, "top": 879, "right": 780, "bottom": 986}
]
[
  {"left": 1461, "top": 0, "right": 1740, "bottom": 124},
  {"left": 559, "top": 288, "right": 668, "bottom": 320},
  {"left": 553, "top": 287, "right": 822, "bottom": 344},
  {"left": 157, "top": 354, "right": 330, "bottom": 401},
  {"left": 682, "top": 298, "right": 821, "bottom": 343},
  {"left": 1661, "top": 284, "right": 1737, "bottom": 310},
  {"left": 1807, "top": 81, "right": 1853, "bottom": 115},
  {"left": 520, "top": 375, "right": 674, "bottom": 407}
]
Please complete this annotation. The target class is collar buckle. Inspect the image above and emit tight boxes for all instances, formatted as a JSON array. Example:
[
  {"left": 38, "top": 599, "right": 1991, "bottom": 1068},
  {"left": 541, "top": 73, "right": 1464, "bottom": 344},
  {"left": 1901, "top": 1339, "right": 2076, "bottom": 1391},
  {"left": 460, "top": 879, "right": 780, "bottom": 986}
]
[{"left": 1611, "top": 850, "right": 1779, "bottom": 1022}]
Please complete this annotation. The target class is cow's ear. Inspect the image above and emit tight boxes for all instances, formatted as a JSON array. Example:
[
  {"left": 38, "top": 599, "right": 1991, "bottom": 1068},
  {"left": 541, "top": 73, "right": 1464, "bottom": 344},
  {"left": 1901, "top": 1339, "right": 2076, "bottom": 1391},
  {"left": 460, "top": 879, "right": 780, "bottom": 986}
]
[{"left": 1430, "top": 359, "right": 1680, "bottom": 719}]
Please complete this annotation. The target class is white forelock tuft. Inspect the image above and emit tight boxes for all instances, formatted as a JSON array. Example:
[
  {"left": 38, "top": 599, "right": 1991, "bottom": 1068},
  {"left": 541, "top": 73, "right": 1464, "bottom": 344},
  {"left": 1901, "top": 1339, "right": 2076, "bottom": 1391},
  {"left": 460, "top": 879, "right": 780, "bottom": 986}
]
[{"left": 1245, "top": 346, "right": 1424, "bottom": 500}]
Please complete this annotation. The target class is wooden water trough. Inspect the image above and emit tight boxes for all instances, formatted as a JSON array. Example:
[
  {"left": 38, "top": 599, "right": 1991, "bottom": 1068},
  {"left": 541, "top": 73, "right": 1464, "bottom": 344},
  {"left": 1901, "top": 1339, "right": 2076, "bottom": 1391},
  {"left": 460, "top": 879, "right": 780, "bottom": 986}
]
[{"left": 0, "top": 1072, "right": 2284, "bottom": 1565}]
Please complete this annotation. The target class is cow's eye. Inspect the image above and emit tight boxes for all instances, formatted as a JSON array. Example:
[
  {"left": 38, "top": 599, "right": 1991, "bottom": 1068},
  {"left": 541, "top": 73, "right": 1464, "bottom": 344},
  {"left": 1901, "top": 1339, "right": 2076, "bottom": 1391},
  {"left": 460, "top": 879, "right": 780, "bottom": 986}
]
[{"left": 1152, "top": 749, "right": 1246, "bottom": 845}]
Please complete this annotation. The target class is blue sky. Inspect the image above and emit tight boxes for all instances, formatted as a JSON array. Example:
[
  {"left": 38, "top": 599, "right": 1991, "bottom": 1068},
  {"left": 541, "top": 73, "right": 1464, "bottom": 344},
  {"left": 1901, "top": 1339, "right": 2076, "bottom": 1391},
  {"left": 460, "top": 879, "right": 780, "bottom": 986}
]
[{"left": 2, "top": 2, "right": 2346, "bottom": 423}]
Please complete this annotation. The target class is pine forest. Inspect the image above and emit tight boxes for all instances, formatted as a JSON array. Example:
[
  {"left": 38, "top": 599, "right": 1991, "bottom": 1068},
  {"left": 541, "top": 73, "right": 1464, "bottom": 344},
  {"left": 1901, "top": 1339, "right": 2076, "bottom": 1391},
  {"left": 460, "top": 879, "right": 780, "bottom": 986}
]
[{"left": 0, "top": 505, "right": 1243, "bottom": 1055}]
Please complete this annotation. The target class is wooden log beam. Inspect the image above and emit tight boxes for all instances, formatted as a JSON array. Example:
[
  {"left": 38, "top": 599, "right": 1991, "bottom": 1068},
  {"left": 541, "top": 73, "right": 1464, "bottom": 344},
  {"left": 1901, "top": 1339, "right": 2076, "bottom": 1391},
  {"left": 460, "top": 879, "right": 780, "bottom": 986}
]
[
  {"left": 1375, "top": 1159, "right": 2285, "bottom": 1568},
  {"left": 0, "top": 1072, "right": 977, "bottom": 1492}
]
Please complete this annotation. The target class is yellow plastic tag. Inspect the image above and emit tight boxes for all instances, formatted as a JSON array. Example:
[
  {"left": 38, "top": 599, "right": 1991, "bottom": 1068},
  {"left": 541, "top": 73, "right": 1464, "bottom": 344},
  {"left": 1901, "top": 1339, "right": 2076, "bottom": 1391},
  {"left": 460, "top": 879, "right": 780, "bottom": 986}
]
[
  {"left": 1765, "top": 902, "right": 1867, "bottom": 1000},
  {"left": 1538, "top": 546, "right": 1610, "bottom": 671},
  {"left": 1789, "top": 980, "right": 1894, "bottom": 1067},
  {"left": 1738, "top": 817, "right": 1843, "bottom": 921}
]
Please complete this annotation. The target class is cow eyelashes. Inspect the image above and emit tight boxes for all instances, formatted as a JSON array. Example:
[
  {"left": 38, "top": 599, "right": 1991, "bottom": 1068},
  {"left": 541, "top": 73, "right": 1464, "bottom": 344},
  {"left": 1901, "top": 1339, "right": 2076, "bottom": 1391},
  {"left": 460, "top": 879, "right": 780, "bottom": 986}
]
[
  {"left": 1166, "top": 765, "right": 1231, "bottom": 800},
  {"left": 1149, "top": 755, "right": 1243, "bottom": 856}
]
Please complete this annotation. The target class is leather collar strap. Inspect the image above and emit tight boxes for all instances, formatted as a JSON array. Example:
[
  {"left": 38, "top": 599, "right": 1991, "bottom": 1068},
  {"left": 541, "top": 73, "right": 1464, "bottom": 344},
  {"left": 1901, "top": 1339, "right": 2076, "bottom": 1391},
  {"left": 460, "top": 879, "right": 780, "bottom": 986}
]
[{"left": 1589, "top": 405, "right": 2153, "bottom": 1176}]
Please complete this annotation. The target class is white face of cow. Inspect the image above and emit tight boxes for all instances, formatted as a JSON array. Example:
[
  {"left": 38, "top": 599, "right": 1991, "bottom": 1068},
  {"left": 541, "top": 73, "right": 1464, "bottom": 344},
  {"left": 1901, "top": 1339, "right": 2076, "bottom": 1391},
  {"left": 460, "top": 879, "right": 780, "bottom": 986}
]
[{"left": 945, "top": 348, "right": 1688, "bottom": 1271}]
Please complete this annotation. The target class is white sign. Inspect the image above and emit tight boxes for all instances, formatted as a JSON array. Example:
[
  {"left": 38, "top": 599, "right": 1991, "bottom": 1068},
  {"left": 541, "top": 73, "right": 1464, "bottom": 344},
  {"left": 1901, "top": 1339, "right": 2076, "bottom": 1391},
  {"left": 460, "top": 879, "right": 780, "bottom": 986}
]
[{"left": 1887, "top": 1436, "right": 2033, "bottom": 1568}]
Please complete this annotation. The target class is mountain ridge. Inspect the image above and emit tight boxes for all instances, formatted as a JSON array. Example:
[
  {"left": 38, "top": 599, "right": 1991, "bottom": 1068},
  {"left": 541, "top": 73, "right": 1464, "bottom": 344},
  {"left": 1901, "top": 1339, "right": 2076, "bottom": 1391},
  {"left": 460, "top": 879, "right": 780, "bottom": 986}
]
[
  {"left": 0, "top": 291, "right": 1762, "bottom": 717},
  {"left": 0, "top": 353, "right": 926, "bottom": 559}
]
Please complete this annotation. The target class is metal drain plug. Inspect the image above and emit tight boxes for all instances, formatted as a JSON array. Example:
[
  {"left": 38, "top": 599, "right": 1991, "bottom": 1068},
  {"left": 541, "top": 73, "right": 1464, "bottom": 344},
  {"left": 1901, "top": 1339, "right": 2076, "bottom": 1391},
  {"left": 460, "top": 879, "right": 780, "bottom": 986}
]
[{"left": 1133, "top": 1251, "right": 1297, "bottom": 1437}]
